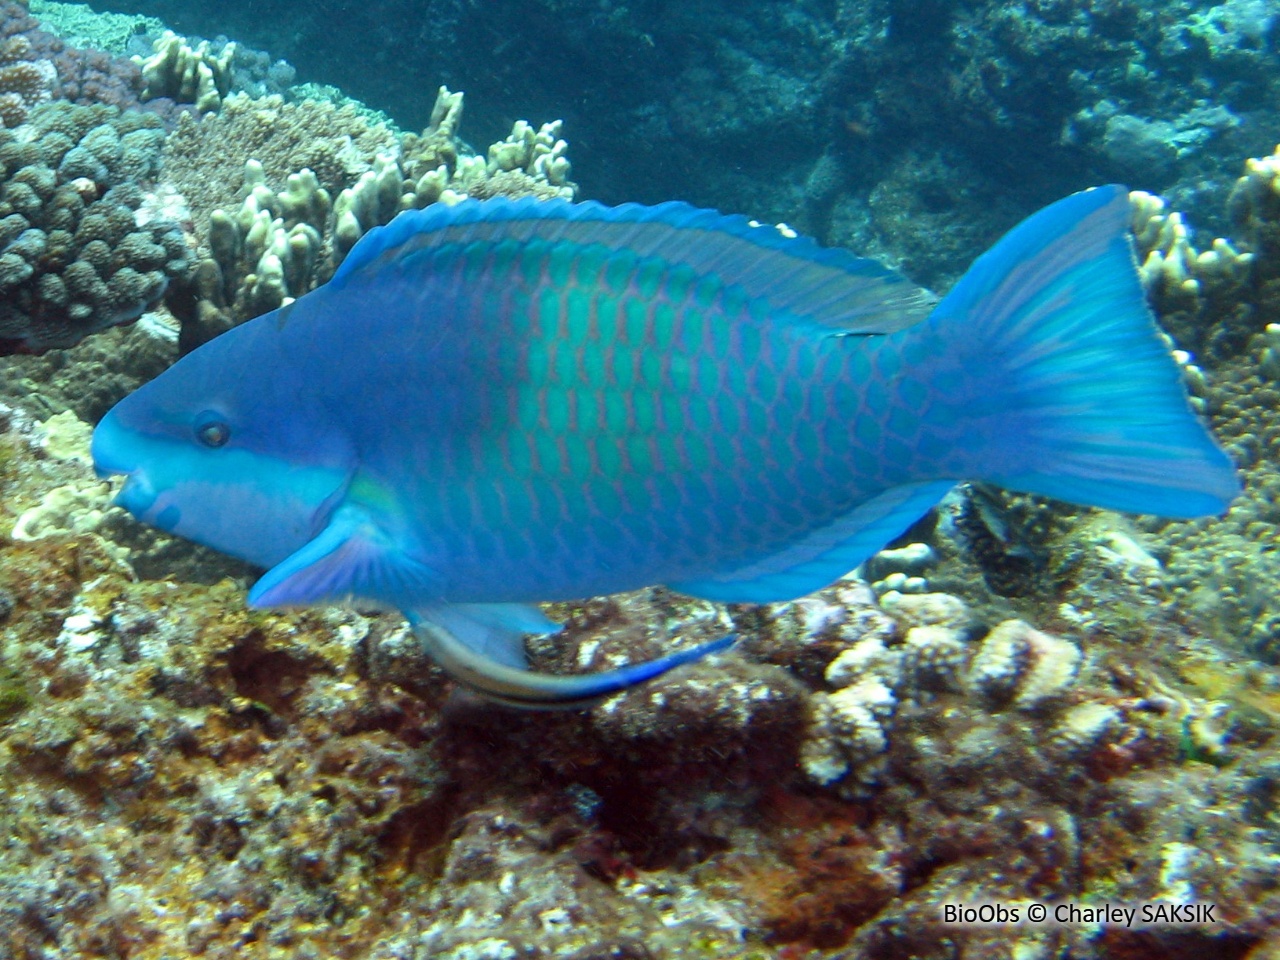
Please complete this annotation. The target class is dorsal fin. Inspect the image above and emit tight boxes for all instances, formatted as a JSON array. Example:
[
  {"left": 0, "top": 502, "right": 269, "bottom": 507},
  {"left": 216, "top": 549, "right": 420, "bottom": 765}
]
[{"left": 332, "top": 198, "right": 936, "bottom": 336}]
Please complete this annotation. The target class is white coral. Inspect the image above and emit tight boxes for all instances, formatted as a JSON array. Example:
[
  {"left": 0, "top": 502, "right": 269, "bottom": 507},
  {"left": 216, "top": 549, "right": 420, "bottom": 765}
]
[
  {"left": 11, "top": 480, "right": 112, "bottom": 541},
  {"left": 1130, "top": 189, "right": 1253, "bottom": 298},
  {"left": 968, "top": 620, "right": 1080, "bottom": 710},
  {"left": 800, "top": 677, "right": 896, "bottom": 788}
]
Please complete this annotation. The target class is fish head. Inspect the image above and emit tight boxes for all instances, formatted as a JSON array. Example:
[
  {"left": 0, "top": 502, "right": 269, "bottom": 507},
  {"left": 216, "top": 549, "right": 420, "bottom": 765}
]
[{"left": 92, "top": 312, "right": 357, "bottom": 570}]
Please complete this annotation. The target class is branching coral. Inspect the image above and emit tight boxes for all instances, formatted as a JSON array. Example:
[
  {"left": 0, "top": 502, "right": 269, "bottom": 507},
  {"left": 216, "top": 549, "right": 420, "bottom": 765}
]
[
  {"left": 162, "top": 92, "right": 399, "bottom": 229},
  {"left": 1229, "top": 143, "right": 1280, "bottom": 283},
  {"left": 1130, "top": 189, "right": 1253, "bottom": 305},
  {"left": 134, "top": 30, "right": 234, "bottom": 112},
  {"left": 206, "top": 160, "right": 328, "bottom": 316},
  {"left": 334, "top": 86, "right": 577, "bottom": 253},
  {"left": 170, "top": 86, "right": 579, "bottom": 349}
]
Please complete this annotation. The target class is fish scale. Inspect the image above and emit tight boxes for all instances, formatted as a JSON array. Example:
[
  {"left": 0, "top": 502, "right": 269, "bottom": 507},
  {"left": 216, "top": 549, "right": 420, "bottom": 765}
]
[
  {"left": 93, "top": 189, "right": 1239, "bottom": 705},
  {"left": 509, "top": 243, "right": 789, "bottom": 555},
  {"left": 506, "top": 263, "right": 892, "bottom": 594}
]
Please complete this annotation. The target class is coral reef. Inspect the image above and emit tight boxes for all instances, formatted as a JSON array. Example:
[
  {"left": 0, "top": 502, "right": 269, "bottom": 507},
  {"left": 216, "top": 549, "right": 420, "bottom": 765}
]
[
  {"left": 58, "top": 0, "right": 1280, "bottom": 285},
  {"left": 4, "top": 403, "right": 1280, "bottom": 957},
  {"left": 1229, "top": 142, "right": 1280, "bottom": 282},
  {"left": 0, "top": 318, "right": 177, "bottom": 423},
  {"left": 161, "top": 92, "right": 399, "bottom": 227},
  {"left": 333, "top": 88, "right": 576, "bottom": 257},
  {"left": 203, "top": 159, "right": 328, "bottom": 319},
  {"left": 29, "top": 0, "right": 166, "bottom": 56},
  {"left": 1099, "top": 144, "right": 1280, "bottom": 669},
  {"left": 0, "top": 3, "right": 1279, "bottom": 957},
  {"left": 1, "top": 1, "right": 145, "bottom": 117},
  {"left": 170, "top": 86, "right": 577, "bottom": 348},
  {"left": 1131, "top": 188, "right": 1254, "bottom": 308},
  {"left": 50, "top": 42, "right": 144, "bottom": 111},
  {"left": 861, "top": 540, "right": 935, "bottom": 596},
  {"left": 0, "top": 101, "right": 190, "bottom": 354}
]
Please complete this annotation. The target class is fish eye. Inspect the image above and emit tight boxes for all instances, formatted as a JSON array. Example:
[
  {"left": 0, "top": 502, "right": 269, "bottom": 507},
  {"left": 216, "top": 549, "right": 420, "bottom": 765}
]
[{"left": 194, "top": 413, "right": 231, "bottom": 449}]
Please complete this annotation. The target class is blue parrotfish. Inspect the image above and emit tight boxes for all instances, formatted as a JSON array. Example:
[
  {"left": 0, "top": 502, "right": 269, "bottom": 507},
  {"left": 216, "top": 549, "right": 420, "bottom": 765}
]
[{"left": 92, "top": 186, "right": 1239, "bottom": 707}]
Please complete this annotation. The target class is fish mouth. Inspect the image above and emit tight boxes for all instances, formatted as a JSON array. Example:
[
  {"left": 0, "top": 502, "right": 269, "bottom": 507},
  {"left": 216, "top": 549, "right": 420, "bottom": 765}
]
[
  {"left": 90, "top": 410, "right": 135, "bottom": 480},
  {"left": 112, "top": 473, "right": 159, "bottom": 518},
  {"left": 90, "top": 410, "right": 156, "bottom": 516}
]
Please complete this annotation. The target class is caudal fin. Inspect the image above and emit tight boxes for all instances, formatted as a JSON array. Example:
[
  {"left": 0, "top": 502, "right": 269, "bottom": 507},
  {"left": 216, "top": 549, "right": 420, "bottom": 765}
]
[{"left": 934, "top": 185, "right": 1238, "bottom": 518}]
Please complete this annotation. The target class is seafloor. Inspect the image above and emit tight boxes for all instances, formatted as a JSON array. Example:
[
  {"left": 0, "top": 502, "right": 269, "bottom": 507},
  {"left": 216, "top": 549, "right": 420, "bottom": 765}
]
[{"left": 2, "top": 1, "right": 1280, "bottom": 958}]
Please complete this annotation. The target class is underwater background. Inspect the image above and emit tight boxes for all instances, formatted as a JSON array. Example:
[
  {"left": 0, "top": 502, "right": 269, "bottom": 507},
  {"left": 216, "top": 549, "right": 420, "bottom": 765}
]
[{"left": 0, "top": 0, "right": 1279, "bottom": 956}]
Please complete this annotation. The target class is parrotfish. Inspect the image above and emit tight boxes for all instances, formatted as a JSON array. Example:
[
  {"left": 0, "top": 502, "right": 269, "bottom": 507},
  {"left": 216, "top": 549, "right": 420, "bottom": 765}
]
[{"left": 92, "top": 186, "right": 1238, "bottom": 706}]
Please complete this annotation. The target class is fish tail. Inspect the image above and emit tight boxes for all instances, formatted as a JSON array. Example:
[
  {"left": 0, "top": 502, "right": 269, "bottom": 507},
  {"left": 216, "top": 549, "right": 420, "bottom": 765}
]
[{"left": 931, "top": 184, "right": 1238, "bottom": 518}]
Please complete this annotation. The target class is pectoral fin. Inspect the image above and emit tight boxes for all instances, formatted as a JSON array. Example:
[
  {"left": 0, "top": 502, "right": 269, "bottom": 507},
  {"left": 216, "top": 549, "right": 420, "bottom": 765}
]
[
  {"left": 248, "top": 503, "right": 438, "bottom": 608},
  {"left": 408, "top": 606, "right": 736, "bottom": 710}
]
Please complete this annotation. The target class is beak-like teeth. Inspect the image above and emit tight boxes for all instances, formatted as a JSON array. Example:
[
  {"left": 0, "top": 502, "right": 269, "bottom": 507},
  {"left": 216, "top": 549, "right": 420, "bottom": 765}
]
[
  {"left": 90, "top": 410, "right": 136, "bottom": 481},
  {"left": 111, "top": 473, "right": 157, "bottom": 518}
]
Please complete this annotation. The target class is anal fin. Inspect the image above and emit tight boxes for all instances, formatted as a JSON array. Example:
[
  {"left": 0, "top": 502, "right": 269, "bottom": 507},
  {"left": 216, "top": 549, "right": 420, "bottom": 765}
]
[{"left": 670, "top": 480, "right": 955, "bottom": 603}]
